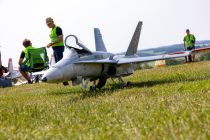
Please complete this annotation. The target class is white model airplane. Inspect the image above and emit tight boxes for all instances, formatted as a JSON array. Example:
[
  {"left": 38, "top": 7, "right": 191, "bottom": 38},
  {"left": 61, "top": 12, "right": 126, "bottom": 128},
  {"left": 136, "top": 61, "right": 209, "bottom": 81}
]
[{"left": 41, "top": 21, "right": 196, "bottom": 91}]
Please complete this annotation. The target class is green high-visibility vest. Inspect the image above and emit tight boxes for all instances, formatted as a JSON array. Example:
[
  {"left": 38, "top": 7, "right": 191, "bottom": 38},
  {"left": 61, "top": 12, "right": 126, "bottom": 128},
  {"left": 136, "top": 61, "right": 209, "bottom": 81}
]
[
  {"left": 23, "top": 45, "right": 34, "bottom": 66},
  {"left": 50, "top": 26, "right": 64, "bottom": 47},
  {"left": 184, "top": 34, "right": 195, "bottom": 48}
]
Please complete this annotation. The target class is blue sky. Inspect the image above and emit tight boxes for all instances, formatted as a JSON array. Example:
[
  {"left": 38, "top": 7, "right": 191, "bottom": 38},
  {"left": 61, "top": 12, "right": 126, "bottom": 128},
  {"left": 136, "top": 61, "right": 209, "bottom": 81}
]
[{"left": 0, "top": 0, "right": 210, "bottom": 66}]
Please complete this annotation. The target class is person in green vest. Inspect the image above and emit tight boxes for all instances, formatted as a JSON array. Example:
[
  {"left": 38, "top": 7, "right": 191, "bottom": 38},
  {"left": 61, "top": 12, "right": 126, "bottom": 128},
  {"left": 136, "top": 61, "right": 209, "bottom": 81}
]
[
  {"left": 183, "top": 29, "right": 196, "bottom": 62},
  {"left": 46, "top": 17, "right": 69, "bottom": 86},
  {"left": 18, "top": 39, "right": 34, "bottom": 84}
]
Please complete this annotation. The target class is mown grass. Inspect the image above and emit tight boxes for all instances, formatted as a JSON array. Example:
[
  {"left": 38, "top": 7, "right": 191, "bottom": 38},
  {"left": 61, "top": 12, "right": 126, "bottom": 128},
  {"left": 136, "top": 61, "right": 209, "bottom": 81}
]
[{"left": 0, "top": 61, "right": 210, "bottom": 139}]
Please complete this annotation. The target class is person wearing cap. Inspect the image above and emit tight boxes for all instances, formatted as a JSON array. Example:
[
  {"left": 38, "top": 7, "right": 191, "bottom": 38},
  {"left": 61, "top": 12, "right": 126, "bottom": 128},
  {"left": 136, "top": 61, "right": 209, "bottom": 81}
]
[
  {"left": 18, "top": 39, "right": 34, "bottom": 84},
  {"left": 183, "top": 29, "right": 196, "bottom": 62},
  {"left": 46, "top": 17, "right": 69, "bottom": 86}
]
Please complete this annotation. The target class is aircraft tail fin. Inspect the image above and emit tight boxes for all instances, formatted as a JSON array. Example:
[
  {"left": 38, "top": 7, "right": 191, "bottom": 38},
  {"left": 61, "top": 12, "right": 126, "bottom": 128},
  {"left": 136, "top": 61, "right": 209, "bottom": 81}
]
[
  {"left": 94, "top": 28, "right": 107, "bottom": 52},
  {"left": 8, "top": 58, "right": 14, "bottom": 73},
  {"left": 125, "top": 21, "right": 143, "bottom": 56}
]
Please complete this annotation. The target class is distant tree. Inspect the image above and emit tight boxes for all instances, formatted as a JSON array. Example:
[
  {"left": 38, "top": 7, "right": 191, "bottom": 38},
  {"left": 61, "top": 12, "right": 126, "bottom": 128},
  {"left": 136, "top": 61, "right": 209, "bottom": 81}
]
[
  {"left": 166, "top": 59, "right": 182, "bottom": 66},
  {"left": 139, "top": 63, "right": 153, "bottom": 69}
]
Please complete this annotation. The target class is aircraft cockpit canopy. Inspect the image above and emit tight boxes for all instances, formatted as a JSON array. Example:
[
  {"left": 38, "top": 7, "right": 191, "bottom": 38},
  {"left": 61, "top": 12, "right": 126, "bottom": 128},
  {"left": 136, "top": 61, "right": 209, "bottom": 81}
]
[{"left": 64, "top": 35, "right": 92, "bottom": 55}]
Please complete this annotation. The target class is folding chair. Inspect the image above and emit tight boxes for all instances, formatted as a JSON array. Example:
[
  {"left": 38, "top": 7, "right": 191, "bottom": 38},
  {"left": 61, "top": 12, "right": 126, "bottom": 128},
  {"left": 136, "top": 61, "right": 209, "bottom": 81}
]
[{"left": 27, "top": 47, "right": 49, "bottom": 82}]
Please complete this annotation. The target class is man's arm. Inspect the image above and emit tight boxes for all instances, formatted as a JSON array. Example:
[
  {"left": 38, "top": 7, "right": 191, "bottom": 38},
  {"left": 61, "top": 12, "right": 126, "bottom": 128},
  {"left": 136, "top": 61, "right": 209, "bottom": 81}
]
[
  {"left": 50, "top": 36, "right": 63, "bottom": 45},
  {"left": 47, "top": 36, "right": 63, "bottom": 47},
  {"left": 18, "top": 59, "right": 23, "bottom": 65},
  {"left": 192, "top": 35, "right": 196, "bottom": 47},
  {"left": 183, "top": 37, "right": 186, "bottom": 50},
  {"left": 18, "top": 51, "right": 25, "bottom": 65}
]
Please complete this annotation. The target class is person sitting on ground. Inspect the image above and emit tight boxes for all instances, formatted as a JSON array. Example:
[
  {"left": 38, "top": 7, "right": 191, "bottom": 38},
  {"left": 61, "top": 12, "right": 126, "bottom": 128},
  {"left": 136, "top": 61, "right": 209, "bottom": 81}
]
[
  {"left": 18, "top": 39, "right": 35, "bottom": 84},
  {"left": 0, "top": 65, "right": 12, "bottom": 87},
  {"left": 0, "top": 65, "right": 8, "bottom": 77}
]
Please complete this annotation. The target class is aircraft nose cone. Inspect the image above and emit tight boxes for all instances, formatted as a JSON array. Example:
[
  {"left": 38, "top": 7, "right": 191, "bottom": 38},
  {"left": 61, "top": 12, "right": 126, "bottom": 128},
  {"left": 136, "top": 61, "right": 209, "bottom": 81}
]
[
  {"left": 41, "top": 67, "right": 64, "bottom": 83},
  {"left": 41, "top": 77, "right": 47, "bottom": 82}
]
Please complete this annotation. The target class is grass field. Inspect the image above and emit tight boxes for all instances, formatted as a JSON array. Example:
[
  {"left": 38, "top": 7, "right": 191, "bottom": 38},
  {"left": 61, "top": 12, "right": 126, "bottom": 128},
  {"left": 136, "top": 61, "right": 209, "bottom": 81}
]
[{"left": 0, "top": 61, "right": 210, "bottom": 139}]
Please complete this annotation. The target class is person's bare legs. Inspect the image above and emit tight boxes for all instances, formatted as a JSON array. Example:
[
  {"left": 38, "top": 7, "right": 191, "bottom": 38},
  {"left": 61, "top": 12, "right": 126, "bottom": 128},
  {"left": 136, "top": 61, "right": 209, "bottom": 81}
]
[
  {"left": 188, "top": 55, "right": 192, "bottom": 62},
  {"left": 20, "top": 71, "right": 32, "bottom": 84},
  {"left": 19, "top": 71, "right": 29, "bottom": 81},
  {"left": 192, "top": 54, "right": 195, "bottom": 62}
]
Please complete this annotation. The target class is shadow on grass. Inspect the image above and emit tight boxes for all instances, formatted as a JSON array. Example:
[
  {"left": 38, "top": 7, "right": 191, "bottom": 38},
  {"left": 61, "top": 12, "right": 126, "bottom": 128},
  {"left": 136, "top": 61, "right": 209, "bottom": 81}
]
[
  {"left": 79, "top": 75, "right": 210, "bottom": 99},
  {"left": 78, "top": 79, "right": 171, "bottom": 99},
  {"left": 47, "top": 75, "right": 210, "bottom": 101},
  {"left": 46, "top": 86, "right": 81, "bottom": 95},
  {"left": 128, "top": 75, "right": 210, "bottom": 88}
]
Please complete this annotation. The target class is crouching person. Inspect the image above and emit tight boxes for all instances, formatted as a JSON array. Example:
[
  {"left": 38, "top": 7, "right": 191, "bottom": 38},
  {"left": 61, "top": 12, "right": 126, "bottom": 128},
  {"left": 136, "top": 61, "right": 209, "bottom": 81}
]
[{"left": 18, "top": 39, "right": 34, "bottom": 84}]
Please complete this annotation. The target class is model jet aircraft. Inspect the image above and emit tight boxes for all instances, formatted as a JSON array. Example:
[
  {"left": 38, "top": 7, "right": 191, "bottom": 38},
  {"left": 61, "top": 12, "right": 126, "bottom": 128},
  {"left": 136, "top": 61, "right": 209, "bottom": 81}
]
[{"left": 41, "top": 21, "right": 196, "bottom": 91}]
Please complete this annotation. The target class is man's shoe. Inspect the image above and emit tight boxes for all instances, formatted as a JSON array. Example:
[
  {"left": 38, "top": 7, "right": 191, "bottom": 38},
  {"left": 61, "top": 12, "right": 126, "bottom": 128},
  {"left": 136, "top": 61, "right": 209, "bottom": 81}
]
[{"left": 28, "top": 80, "right": 33, "bottom": 84}]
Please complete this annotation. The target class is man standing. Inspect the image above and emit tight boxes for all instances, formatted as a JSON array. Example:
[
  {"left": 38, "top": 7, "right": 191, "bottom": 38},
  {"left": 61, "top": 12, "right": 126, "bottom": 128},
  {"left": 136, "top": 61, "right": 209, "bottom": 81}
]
[
  {"left": 46, "top": 17, "right": 69, "bottom": 86},
  {"left": 183, "top": 29, "right": 196, "bottom": 62}
]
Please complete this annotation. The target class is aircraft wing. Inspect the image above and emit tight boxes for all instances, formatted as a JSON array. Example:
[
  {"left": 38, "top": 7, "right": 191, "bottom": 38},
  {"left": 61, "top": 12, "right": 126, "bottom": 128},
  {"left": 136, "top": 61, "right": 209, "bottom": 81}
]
[
  {"left": 74, "top": 58, "right": 117, "bottom": 64},
  {"left": 117, "top": 51, "right": 190, "bottom": 64},
  {"left": 73, "top": 51, "right": 190, "bottom": 64},
  {"left": 192, "top": 46, "right": 210, "bottom": 54}
]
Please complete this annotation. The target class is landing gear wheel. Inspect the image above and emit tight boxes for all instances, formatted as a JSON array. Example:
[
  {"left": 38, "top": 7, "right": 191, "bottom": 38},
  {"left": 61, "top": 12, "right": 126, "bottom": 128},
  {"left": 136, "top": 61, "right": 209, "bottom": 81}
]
[
  {"left": 89, "top": 86, "right": 96, "bottom": 93},
  {"left": 119, "top": 83, "right": 126, "bottom": 89},
  {"left": 126, "top": 81, "right": 132, "bottom": 87},
  {"left": 35, "top": 76, "right": 39, "bottom": 83},
  {"left": 96, "top": 77, "right": 107, "bottom": 89}
]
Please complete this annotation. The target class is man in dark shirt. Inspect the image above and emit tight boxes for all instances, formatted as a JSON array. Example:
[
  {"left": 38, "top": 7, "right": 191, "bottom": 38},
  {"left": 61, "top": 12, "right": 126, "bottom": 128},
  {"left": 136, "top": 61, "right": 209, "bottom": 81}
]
[
  {"left": 46, "top": 17, "right": 65, "bottom": 62},
  {"left": 46, "top": 17, "right": 69, "bottom": 86}
]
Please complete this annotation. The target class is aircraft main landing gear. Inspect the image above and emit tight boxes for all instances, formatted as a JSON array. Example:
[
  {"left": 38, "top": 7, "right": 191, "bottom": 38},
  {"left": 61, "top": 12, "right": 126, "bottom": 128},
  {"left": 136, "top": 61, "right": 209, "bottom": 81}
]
[{"left": 118, "top": 77, "right": 132, "bottom": 88}]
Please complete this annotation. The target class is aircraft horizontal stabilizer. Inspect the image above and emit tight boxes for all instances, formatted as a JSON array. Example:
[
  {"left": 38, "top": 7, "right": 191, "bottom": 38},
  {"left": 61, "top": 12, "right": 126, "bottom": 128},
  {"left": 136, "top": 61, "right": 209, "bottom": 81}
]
[
  {"left": 74, "top": 58, "right": 117, "bottom": 64},
  {"left": 118, "top": 51, "right": 190, "bottom": 64}
]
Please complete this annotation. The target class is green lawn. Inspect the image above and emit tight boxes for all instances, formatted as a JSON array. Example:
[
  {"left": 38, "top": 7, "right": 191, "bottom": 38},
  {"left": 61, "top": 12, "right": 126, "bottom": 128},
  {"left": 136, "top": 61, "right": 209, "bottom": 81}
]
[{"left": 0, "top": 61, "right": 209, "bottom": 139}]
